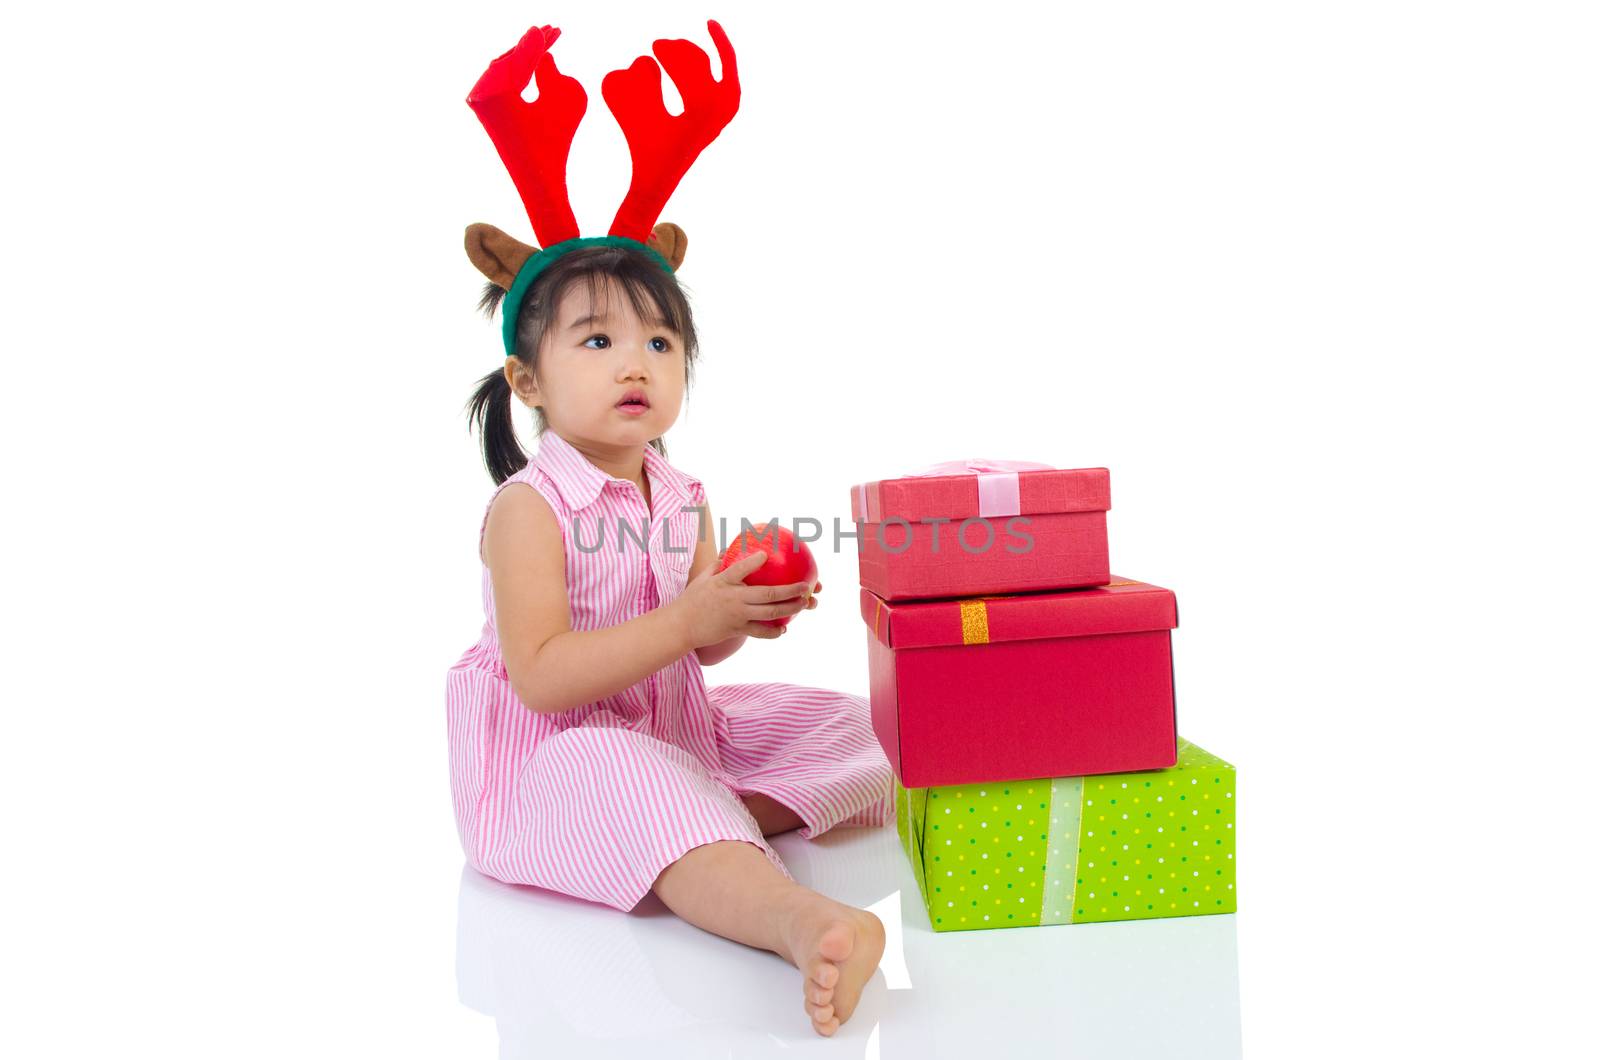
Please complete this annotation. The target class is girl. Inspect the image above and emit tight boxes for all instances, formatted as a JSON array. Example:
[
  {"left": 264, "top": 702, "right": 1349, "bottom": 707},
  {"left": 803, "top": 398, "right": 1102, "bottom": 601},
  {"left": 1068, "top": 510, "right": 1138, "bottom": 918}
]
[{"left": 447, "top": 22, "right": 895, "bottom": 1038}]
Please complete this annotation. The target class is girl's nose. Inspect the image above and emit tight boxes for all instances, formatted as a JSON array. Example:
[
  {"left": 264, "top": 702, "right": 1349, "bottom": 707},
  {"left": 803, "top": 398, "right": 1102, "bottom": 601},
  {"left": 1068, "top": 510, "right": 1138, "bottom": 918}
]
[{"left": 618, "top": 348, "right": 650, "bottom": 378}]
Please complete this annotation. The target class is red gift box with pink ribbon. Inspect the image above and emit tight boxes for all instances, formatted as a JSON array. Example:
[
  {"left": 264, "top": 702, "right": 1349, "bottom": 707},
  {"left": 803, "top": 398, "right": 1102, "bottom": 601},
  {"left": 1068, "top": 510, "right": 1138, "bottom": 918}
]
[
  {"left": 860, "top": 577, "right": 1179, "bottom": 787},
  {"left": 849, "top": 459, "right": 1111, "bottom": 602}
]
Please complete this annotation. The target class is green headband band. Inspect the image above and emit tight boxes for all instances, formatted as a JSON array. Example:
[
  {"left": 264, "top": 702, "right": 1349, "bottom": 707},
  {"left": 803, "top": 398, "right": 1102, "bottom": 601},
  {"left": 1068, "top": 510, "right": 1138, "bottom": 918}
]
[{"left": 500, "top": 235, "right": 676, "bottom": 358}]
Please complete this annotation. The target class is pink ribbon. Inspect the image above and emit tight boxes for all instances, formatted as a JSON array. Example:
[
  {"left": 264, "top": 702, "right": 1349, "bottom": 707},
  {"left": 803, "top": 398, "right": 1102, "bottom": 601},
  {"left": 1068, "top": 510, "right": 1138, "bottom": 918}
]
[{"left": 902, "top": 457, "right": 1054, "bottom": 519}]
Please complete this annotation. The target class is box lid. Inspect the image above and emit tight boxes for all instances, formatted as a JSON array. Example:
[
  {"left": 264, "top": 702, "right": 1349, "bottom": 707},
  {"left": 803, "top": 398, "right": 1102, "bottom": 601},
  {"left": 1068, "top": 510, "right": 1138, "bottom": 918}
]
[
  {"left": 850, "top": 463, "right": 1110, "bottom": 523},
  {"left": 860, "top": 577, "right": 1177, "bottom": 649}
]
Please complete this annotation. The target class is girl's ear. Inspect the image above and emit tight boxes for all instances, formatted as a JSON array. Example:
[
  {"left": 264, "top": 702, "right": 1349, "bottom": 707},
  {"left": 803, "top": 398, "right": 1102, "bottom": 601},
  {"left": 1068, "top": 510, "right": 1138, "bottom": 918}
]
[
  {"left": 648, "top": 222, "right": 688, "bottom": 271},
  {"left": 465, "top": 222, "right": 537, "bottom": 290},
  {"left": 504, "top": 356, "right": 541, "bottom": 408}
]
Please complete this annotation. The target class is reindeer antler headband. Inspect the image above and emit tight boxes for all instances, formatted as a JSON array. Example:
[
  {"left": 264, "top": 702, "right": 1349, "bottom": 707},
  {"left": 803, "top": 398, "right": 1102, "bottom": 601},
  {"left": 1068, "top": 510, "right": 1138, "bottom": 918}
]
[{"left": 464, "top": 21, "right": 740, "bottom": 358}]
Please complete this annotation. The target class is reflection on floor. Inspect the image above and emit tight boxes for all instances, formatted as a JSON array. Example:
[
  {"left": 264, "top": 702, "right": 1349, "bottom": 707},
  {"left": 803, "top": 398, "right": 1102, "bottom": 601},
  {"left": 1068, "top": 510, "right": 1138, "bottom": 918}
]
[{"left": 456, "top": 818, "right": 1242, "bottom": 1058}]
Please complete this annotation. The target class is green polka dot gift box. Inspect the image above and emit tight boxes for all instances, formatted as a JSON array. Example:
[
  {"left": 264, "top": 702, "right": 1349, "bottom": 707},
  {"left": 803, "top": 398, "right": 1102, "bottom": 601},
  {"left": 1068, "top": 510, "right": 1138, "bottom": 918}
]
[{"left": 894, "top": 739, "right": 1236, "bottom": 931}]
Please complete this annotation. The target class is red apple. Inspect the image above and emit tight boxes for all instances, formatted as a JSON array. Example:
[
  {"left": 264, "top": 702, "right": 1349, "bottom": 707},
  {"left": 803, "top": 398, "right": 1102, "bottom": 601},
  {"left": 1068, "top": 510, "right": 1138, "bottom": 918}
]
[{"left": 716, "top": 522, "right": 819, "bottom": 628}]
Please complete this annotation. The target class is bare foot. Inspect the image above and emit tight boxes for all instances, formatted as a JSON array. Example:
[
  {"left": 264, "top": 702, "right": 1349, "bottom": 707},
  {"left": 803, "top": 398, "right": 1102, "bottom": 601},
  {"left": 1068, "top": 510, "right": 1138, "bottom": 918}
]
[{"left": 778, "top": 893, "right": 886, "bottom": 1037}]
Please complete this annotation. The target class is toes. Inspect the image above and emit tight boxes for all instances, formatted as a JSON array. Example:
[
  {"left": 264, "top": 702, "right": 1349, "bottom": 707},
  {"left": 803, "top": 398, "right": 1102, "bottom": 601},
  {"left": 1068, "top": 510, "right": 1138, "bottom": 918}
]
[
  {"left": 807, "top": 980, "right": 834, "bottom": 1005},
  {"left": 817, "top": 921, "right": 856, "bottom": 963},
  {"left": 806, "top": 999, "right": 834, "bottom": 1023},
  {"left": 808, "top": 959, "right": 838, "bottom": 989}
]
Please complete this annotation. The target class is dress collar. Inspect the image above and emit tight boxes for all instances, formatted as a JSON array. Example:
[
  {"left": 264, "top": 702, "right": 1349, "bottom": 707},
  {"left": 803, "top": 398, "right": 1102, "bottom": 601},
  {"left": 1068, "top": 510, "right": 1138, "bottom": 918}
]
[{"left": 531, "top": 429, "right": 700, "bottom": 513}]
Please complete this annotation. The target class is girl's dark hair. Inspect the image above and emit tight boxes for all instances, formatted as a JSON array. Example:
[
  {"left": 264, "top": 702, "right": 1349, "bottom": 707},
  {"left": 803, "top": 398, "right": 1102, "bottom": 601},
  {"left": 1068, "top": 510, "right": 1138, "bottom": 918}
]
[{"left": 465, "top": 244, "right": 699, "bottom": 485}]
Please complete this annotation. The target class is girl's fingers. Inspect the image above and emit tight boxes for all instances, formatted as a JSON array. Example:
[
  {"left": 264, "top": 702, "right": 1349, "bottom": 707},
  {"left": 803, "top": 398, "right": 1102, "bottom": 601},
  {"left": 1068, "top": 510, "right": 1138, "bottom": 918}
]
[
  {"left": 743, "top": 621, "right": 785, "bottom": 639},
  {"left": 749, "top": 580, "right": 815, "bottom": 602},
  {"left": 757, "top": 598, "right": 809, "bottom": 621},
  {"left": 720, "top": 551, "right": 768, "bottom": 582}
]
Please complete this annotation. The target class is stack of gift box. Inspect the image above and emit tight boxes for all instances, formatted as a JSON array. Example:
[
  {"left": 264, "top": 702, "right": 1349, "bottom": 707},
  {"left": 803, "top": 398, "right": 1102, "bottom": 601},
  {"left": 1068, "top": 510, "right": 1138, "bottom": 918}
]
[{"left": 849, "top": 459, "right": 1237, "bottom": 932}]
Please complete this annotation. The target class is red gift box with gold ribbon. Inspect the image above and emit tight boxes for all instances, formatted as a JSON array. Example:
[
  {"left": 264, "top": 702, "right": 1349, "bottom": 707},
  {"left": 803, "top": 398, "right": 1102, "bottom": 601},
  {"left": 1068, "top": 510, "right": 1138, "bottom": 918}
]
[
  {"left": 849, "top": 459, "right": 1111, "bottom": 602},
  {"left": 860, "top": 578, "right": 1179, "bottom": 787}
]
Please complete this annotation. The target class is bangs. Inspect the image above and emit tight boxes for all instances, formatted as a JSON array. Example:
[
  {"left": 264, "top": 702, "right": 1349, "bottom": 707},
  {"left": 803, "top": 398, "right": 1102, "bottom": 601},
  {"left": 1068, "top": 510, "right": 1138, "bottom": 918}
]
[{"left": 551, "top": 255, "right": 691, "bottom": 339}]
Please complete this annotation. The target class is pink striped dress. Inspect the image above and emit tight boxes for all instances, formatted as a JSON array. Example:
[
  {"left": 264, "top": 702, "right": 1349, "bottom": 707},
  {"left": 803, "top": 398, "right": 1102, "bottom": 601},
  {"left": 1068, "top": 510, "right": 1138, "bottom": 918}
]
[{"left": 446, "top": 429, "right": 894, "bottom": 911}]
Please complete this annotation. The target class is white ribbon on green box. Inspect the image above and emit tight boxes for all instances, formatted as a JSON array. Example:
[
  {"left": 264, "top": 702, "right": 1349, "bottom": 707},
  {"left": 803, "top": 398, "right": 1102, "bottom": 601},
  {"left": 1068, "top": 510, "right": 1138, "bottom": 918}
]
[{"left": 1041, "top": 776, "right": 1085, "bottom": 924}]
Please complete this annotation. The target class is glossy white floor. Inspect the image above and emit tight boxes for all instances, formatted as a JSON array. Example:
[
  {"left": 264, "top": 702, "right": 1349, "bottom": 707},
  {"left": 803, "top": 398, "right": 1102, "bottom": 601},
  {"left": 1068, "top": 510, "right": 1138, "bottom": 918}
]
[{"left": 455, "top": 821, "right": 1242, "bottom": 1057}]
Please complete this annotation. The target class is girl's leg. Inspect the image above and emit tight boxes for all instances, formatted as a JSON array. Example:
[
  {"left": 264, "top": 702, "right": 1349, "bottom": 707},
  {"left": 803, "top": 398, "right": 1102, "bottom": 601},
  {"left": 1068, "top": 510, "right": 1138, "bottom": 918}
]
[
  {"left": 741, "top": 790, "right": 805, "bottom": 836},
  {"left": 650, "top": 839, "right": 886, "bottom": 1037}
]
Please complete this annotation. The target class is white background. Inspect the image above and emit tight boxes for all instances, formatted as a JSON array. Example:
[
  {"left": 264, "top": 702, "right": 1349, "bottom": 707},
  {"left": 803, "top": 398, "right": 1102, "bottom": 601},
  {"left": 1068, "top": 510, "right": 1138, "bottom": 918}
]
[{"left": 4, "top": 0, "right": 1596, "bottom": 1055}]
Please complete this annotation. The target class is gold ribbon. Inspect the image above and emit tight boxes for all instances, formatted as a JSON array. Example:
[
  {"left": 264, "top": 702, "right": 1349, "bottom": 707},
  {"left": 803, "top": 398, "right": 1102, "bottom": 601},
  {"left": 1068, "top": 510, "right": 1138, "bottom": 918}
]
[
  {"left": 958, "top": 598, "right": 991, "bottom": 645},
  {"left": 957, "top": 595, "right": 1025, "bottom": 644}
]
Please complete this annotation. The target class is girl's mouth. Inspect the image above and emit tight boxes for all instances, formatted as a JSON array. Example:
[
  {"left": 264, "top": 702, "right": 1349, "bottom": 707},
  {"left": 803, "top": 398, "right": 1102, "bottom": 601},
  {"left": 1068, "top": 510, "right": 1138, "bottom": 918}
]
[{"left": 616, "top": 391, "right": 651, "bottom": 416}]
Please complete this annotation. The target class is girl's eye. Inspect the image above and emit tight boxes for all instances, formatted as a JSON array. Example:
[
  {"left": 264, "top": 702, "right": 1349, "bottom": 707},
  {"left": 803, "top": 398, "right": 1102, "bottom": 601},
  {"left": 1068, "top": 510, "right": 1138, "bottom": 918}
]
[{"left": 581, "top": 335, "right": 672, "bottom": 352}]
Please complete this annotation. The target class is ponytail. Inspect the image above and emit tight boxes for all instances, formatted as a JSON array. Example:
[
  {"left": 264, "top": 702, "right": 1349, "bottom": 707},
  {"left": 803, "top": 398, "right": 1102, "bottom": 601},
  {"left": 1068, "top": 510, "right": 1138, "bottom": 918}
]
[{"left": 465, "top": 367, "right": 527, "bottom": 486}]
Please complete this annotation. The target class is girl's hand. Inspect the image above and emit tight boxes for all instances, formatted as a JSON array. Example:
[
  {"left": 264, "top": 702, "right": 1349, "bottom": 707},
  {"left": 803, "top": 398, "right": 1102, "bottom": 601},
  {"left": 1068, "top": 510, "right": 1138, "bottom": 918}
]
[{"left": 669, "top": 552, "right": 816, "bottom": 649}]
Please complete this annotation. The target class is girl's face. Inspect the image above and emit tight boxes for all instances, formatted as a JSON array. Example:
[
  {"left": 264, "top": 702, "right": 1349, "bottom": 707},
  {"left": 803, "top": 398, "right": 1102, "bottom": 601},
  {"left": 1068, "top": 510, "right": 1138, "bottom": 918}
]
[{"left": 520, "top": 276, "right": 686, "bottom": 452}]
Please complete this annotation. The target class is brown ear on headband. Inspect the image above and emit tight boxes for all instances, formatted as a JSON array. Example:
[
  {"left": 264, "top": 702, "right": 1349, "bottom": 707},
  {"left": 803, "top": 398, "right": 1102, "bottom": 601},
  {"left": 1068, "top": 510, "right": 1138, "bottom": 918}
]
[
  {"left": 647, "top": 222, "right": 688, "bottom": 272},
  {"left": 464, "top": 223, "right": 534, "bottom": 290},
  {"left": 464, "top": 220, "right": 689, "bottom": 291}
]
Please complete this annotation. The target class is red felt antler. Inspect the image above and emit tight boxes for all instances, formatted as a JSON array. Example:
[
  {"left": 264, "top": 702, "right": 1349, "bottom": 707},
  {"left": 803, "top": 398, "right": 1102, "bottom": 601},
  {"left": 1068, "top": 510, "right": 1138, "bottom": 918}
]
[
  {"left": 603, "top": 20, "right": 741, "bottom": 244},
  {"left": 466, "top": 24, "right": 587, "bottom": 249}
]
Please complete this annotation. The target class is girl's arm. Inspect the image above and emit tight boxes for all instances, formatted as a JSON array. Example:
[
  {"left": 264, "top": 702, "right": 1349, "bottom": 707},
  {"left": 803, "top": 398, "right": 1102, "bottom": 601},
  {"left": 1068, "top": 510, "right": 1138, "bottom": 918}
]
[
  {"left": 689, "top": 498, "right": 746, "bottom": 666},
  {"left": 485, "top": 484, "right": 692, "bottom": 714}
]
